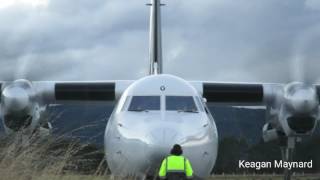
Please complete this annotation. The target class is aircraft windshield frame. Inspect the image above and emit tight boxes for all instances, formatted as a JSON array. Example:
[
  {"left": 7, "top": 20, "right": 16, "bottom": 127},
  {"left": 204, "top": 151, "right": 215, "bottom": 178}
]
[
  {"left": 128, "top": 96, "right": 161, "bottom": 111},
  {"left": 166, "top": 96, "right": 198, "bottom": 113}
]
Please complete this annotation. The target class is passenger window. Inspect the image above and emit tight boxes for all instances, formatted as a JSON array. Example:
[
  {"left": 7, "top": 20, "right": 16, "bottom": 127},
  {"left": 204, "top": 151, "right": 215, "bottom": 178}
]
[
  {"left": 166, "top": 96, "right": 198, "bottom": 113},
  {"left": 128, "top": 96, "right": 160, "bottom": 111}
]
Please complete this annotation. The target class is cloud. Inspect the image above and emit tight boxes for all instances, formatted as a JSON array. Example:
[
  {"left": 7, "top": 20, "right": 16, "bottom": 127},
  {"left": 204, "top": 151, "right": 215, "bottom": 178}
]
[
  {"left": 163, "top": 0, "right": 320, "bottom": 83},
  {"left": 0, "top": 0, "right": 320, "bottom": 83},
  {"left": 0, "top": 0, "right": 48, "bottom": 9},
  {"left": 305, "top": 0, "right": 320, "bottom": 11}
]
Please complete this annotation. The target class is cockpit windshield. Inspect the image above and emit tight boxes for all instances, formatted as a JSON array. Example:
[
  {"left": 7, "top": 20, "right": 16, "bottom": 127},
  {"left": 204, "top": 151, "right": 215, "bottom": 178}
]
[
  {"left": 166, "top": 96, "right": 198, "bottom": 113},
  {"left": 128, "top": 96, "right": 160, "bottom": 111}
]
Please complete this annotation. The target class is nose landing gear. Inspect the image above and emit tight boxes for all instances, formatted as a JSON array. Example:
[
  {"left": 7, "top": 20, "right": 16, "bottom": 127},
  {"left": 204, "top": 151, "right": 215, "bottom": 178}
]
[{"left": 279, "top": 137, "right": 296, "bottom": 180}]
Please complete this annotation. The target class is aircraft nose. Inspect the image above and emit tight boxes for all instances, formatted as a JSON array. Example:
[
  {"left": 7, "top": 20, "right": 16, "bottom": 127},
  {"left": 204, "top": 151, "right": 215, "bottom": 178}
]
[
  {"left": 146, "top": 128, "right": 180, "bottom": 163},
  {"left": 148, "top": 128, "right": 179, "bottom": 149}
]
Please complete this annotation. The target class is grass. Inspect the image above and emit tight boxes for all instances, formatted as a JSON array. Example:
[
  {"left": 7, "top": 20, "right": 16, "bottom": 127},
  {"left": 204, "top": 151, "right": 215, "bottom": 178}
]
[
  {"left": 209, "top": 175, "right": 320, "bottom": 180},
  {"left": 21, "top": 175, "right": 320, "bottom": 180},
  {"left": 0, "top": 133, "right": 107, "bottom": 180},
  {"left": 0, "top": 133, "right": 319, "bottom": 180}
]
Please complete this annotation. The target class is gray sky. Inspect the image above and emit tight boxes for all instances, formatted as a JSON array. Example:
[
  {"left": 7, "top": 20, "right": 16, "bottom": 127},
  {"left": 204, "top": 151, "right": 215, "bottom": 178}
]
[{"left": 1, "top": 0, "right": 320, "bottom": 83}]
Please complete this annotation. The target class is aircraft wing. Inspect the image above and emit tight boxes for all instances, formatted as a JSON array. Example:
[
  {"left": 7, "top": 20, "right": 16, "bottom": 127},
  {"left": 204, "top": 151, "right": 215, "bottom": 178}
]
[
  {"left": 190, "top": 81, "right": 281, "bottom": 106},
  {"left": 34, "top": 80, "right": 134, "bottom": 104},
  {"left": 0, "top": 80, "right": 133, "bottom": 105}
]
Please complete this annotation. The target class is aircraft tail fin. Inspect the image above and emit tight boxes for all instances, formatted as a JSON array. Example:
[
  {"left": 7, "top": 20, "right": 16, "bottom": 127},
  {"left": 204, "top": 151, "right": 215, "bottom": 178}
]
[{"left": 147, "top": 0, "right": 164, "bottom": 75}]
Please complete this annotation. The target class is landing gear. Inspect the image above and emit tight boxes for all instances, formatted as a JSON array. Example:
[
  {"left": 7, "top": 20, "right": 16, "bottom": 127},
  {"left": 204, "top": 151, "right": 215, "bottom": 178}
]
[
  {"left": 144, "top": 175, "right": 158, "bottom": 180},
  {"left": 279, "top": 137, "right": 296, "bottom": 180}
]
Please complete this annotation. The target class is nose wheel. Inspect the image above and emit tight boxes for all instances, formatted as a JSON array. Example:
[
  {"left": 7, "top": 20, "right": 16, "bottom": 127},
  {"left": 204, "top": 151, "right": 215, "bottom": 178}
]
[{"left": 279, "top": 137, "right": 296, "bottom": 180}]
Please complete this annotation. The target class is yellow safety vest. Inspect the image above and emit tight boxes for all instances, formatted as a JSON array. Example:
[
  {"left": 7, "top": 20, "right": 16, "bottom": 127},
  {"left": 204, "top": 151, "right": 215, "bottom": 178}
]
[{"left": 158, "top": 155, "right": 193, "bottom": 179}]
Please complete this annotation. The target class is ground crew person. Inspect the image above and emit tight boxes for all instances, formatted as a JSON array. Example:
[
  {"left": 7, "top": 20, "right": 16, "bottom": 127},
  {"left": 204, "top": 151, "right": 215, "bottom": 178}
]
[{"left": 158, "top": 144, "right": 193, "bottom": 180}]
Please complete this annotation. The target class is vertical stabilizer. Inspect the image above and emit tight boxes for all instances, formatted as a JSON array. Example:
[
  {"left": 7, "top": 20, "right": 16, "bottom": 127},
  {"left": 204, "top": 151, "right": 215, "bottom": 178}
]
[{"left": 147, "top": 0, "right": 164, "bottom": 75}]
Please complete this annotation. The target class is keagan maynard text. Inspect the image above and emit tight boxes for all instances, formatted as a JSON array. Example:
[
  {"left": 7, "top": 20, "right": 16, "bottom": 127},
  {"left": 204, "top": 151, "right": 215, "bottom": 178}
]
[{"left": 239, "top": 160, "right": 313, "bottom": 170}]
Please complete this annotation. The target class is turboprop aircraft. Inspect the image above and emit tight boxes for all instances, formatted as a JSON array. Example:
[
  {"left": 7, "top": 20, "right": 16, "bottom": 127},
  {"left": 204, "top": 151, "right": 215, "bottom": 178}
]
[{"left": 0, "top": 0, "right": 319, "bottom": 179}]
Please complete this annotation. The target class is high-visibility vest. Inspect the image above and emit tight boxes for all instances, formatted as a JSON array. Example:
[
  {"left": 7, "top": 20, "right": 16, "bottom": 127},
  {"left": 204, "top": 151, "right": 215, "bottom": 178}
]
[{"left": 158, "top": 155, "right": 193, "bottom": 179}]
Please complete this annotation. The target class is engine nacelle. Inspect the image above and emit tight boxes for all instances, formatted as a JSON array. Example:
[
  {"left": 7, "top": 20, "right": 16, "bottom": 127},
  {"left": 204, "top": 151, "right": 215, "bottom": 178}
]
[
  {"left": 3, "top": 111, "right": 33, "bottom": 132},
  {"left": 1, "top": 79, "right": 41, "bottom": 133},
  {"left": 279, "top": 111, "right": 318, "bottom": 136},
  {"left": 278, "top": 82, "right": 319, "bottom": 136},
  {"left": 264, "top": 82, "right": 320, "bottom": 138}
]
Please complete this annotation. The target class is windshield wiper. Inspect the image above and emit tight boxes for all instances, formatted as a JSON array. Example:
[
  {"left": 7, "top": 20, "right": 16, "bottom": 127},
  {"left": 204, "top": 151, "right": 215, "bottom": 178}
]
[
  {"left": 177, "top": 109, "right": 199, "bottom": 113},
  {"left": 129, "top": 109, "right": 149, "bottom": 112}
]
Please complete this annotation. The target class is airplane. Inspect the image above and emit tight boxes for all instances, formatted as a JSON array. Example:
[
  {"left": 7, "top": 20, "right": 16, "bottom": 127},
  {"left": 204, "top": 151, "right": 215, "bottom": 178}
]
[{"left": 0, "top": 0, "right": 319, "bottom": 179}]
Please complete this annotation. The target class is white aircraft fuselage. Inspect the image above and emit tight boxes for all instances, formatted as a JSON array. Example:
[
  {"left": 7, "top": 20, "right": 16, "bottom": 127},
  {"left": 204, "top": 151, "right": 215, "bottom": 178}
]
[{"left": 104, "top": 74, "right": 218, "bottom": 177}]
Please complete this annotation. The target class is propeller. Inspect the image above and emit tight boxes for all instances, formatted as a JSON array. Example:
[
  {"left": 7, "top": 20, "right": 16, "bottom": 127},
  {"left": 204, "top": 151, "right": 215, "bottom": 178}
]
[
  {"left": 0, "top": 79, "right": 39, "bottom": 132},
  {"left": 272, "top": 24, "right": 320, "bottom": 137},
  {"left": 15, "top": 57, "right": 30, "bottom": 80},
  {"left": 284, "top": 82, "right": 319, "bottom": 115},
  {"left": 289, "top": 24, "right": 320, "bottom": 84},
  {"left": 2, "top": 84, "right": 31, "bottom": 112},
  {"left": 281, "top": 83, "right": 319, "bottom": 135}
]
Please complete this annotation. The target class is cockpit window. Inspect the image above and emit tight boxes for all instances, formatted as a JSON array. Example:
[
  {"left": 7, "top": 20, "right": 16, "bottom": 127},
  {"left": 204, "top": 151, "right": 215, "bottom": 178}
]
[
  {"left": 128, "top": 96, "right": 160, "bottom": 111},
  {"left": 195, "top": 97, "right": 204, "bottom": 112},
  {"left": 166, "top": 96, "right": 198, "bottom": 113}
]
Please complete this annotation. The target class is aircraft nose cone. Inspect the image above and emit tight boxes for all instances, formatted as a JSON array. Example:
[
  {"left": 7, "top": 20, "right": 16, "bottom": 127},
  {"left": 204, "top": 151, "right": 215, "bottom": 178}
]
[
  {"left": 146, "top": 128, "right": 180, "bottom": 165},
  {"left": 148, "top": 128, "right": 179, "bottom": 149}
]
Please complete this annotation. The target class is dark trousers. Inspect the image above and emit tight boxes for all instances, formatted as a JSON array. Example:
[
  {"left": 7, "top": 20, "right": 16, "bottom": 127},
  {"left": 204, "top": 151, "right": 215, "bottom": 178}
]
[{"left": 166, "top": 172, "right": 189, "bottom": 180}]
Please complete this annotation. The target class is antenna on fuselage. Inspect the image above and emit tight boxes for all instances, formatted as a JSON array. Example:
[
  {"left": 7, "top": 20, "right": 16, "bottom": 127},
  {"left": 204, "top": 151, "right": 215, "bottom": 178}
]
[{"left": 146, "top": 0, "right": 165, "bottom": 75}]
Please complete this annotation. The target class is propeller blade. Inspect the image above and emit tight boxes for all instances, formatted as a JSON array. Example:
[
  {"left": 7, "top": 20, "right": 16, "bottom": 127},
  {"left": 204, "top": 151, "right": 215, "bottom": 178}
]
[
  {"left": 0, "top": 82, "right": 2, "bottom": 102},
  {"left": 316, "top": 85, "right": 320, "bottom": 101}
]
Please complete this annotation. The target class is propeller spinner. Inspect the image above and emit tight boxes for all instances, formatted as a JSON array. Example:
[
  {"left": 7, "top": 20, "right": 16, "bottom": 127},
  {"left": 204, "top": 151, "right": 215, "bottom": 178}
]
[
  {"left": 281, "top": 82, "right": 319, "bottom": 135},
  {"left": 0, "top": 79, "right": 39, "bottom": 132}
]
